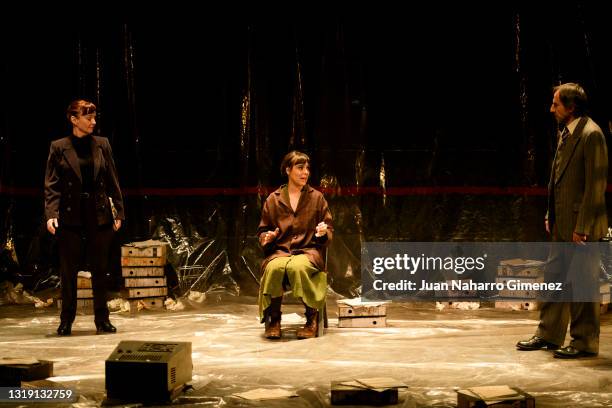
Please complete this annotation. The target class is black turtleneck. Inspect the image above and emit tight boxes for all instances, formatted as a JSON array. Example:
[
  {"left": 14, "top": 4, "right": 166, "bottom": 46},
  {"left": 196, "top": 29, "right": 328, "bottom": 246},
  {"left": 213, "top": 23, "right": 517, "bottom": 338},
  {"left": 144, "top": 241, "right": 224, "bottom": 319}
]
[{"left": 69, "top": 134, "right": 94, "bottom": 193}]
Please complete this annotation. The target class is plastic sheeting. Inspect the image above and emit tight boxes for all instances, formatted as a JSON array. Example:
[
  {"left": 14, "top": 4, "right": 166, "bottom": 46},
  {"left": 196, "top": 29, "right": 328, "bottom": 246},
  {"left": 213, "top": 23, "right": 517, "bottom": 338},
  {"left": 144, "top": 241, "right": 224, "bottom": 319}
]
[{"left": 1, "top": 299, "right": 612, "bottom": 407}]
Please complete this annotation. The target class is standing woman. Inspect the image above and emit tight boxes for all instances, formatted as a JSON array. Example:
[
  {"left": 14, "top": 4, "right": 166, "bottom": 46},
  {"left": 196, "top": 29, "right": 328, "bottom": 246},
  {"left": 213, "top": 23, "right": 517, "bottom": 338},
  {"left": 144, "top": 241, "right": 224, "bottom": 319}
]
[
  {"left": 258, "top": 151, "right": 333, "bottom": 339},
  {"left": 45, "top": 100, "right": 125, "bottom": 335}
]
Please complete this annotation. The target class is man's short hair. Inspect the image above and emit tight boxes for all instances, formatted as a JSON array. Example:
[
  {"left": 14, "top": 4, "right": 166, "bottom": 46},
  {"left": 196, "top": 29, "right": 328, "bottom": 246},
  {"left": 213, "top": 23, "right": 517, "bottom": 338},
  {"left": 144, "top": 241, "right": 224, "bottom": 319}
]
[{"left": 554, "top": 83, "right": 588, "bottom": 117}]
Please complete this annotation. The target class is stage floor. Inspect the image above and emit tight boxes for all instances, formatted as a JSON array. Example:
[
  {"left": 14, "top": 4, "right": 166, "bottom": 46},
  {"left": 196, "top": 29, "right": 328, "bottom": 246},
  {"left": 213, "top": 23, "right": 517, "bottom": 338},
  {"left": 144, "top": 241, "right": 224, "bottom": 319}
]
[{"left": 1, "top": 297, "right": 612, "bottom": 407}]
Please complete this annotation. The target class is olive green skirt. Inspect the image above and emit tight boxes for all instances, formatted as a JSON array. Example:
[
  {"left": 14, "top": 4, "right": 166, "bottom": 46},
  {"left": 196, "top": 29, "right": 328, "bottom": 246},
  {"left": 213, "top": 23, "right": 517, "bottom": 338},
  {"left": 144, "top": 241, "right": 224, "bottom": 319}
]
[{"left": 258, "top": 254, "right": 327, "bottom": 322}]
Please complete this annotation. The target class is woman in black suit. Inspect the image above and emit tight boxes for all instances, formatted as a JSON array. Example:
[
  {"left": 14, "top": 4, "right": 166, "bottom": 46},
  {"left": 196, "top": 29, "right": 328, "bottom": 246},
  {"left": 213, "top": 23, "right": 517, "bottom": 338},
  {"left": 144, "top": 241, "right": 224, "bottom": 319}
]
[{"left": 44, "top": 100, "right": 125, "bottom": 335}]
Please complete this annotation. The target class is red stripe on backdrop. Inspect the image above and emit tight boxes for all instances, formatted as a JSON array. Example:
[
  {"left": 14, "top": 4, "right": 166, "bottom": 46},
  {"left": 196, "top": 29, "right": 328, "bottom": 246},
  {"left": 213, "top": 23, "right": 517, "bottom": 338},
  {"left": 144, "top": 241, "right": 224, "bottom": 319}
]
[{"left": 0, "top": 185, "right": 588, "bottom": 197}]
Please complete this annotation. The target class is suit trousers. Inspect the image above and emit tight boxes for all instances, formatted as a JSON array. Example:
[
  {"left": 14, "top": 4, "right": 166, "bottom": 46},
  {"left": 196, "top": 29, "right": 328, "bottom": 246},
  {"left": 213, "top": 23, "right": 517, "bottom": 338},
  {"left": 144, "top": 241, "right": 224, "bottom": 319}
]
[
  {"left": 57, "top": 195, "right": 114, "bottom": 324},
  {"left": 535, "top": 233, "right": 600, "bottom": 353}
]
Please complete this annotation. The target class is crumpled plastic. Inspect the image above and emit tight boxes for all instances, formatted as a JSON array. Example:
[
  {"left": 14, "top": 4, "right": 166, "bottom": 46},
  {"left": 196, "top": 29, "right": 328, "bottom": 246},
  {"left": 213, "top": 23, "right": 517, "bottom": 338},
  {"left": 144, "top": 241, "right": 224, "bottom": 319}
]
[{"left": 0, "top": 281, "right": 50, "bottom": 306}]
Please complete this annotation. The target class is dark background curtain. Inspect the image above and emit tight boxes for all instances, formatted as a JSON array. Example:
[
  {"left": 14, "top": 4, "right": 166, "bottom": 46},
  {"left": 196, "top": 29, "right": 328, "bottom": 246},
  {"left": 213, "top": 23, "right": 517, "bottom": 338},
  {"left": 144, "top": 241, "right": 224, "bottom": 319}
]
[{"left": 2, "top": 7, "right": 612, "bottom": 296}]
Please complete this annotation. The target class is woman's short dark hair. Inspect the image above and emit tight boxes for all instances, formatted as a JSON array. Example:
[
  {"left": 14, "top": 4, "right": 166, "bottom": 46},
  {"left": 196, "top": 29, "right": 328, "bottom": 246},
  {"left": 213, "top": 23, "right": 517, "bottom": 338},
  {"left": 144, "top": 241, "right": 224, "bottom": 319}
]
[
  {"left": 66, "top": 99, "right": 96, "bottom": 122},
  {"left": 280, "top": 151, "right": 310, "bottom": 177},
  {"left": 554, "top": 83, "right": 588, "bottom": 117}
]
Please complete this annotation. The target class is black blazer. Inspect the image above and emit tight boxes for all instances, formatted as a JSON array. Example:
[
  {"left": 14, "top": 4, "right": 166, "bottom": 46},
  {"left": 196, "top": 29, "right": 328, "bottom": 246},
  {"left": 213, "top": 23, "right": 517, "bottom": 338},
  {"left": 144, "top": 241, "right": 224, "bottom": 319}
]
[{"left": 44, "top": 135, "right": 125, "bottom": 226}]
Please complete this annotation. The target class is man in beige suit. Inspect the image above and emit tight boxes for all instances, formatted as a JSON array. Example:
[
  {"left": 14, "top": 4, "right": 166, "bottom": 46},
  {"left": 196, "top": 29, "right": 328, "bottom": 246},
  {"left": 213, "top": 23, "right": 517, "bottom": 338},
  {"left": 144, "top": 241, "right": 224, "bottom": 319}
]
[{"left": 517, "top": 83, "right": 608, "bottom": 358}]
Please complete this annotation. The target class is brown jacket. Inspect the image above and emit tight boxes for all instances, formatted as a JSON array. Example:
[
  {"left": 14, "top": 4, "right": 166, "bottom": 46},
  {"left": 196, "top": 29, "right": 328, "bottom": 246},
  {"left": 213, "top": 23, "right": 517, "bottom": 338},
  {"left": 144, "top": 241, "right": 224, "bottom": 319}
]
[
  {"left": 547, "top": 117, "right": 608, "bottom": 241},
  {"left": 258, "top": 184, "right": 333, "bottom": 271},
  {"left": 44, "top": 136, "right": 125, "bottom": 226}
]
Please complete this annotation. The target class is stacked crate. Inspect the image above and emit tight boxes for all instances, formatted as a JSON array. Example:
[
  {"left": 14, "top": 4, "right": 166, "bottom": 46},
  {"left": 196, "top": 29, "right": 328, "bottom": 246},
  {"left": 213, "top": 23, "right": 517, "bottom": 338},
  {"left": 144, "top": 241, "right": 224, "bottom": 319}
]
[
  {"left": 57, "top": 272, "right": 93, "bottom": 312},
  {"left": 337, "top": 299, "right": 388, "bottom": 328},
  {"left": 600, "top": 282, "right": 610, "bottom": 314},
  {"left": 121, "top": 240, "right": 169, "bottom": 312},
  {"left": 495, "top": 258, "right": 544, "bottom": 310}
]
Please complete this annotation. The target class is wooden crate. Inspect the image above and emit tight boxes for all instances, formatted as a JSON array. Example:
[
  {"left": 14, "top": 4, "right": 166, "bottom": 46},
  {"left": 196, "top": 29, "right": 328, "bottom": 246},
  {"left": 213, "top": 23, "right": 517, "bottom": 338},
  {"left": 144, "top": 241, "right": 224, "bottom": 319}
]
[
  {"left": 121, "top": 257, "right": 166, "bottom": 267},
  {"left": 494, "top": 301, "right": 539, "bottom": 311},
  {"left": 128, "top": 296, "right": 166, "bottom": 313},
  {"left": 127, "top": 287, "right": 168, "bottom": 298},
  {"left": 122, "top": 267, "right": 165, "bottom": 277},
  {"left": 121, "top": 240, "right": 168, "bottom": 262},
  {"left": 56, "top": 298, "right": 94, "bottom": 310},
  {"left": 124, "top": 277, "right": 167, "bottom": 288},
  {"left": 337, "top": 303, "right": 386, "bottom": 318},
  {"left": 77, "top": 276, "right": 92, "bottom": 289},
  {"left": 338, "top": 316, "right": 386, "bottom": 328},
  {"left": 496, "top": 277, "right": 544, "bottom": 299},
  {"left": 497, "top": 259, "right": 544, "bottom": 278}
]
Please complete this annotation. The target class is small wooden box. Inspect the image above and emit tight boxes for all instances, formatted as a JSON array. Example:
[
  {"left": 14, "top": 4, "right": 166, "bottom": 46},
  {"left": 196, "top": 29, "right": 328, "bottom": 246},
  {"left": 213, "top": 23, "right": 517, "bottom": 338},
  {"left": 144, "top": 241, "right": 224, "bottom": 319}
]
[
  {"left": 331, "top": 381, "right": 398, "bottom": 406},
  {"left": 338, "top": 316, "right": 386, "bottom": 328},
  {"left": 124, "top": 277, "right": 167, "bottom": 288},
  {"left": 457, "top": 387, "right": 535, "bottom": 408},
  {"left": 127, "top": 287, "right": 168, "bottom": 298},
  {"left": 122, "top": 267, "right": 165, "bottom": 277}
]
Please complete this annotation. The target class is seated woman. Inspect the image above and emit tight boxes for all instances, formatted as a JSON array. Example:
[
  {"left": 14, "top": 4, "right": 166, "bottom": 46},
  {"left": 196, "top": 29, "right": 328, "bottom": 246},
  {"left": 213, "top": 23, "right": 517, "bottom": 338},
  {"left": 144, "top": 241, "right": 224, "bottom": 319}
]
[{"left": 258, "top": 151, "right": 333, "bottom": 339}]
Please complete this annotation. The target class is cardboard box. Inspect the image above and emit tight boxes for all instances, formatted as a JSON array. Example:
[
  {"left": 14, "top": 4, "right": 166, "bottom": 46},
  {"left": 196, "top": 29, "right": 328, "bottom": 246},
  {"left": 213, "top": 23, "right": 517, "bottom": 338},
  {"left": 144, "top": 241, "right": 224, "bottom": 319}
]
[
  {"left": 331, "top": 381, "right": 398, "bottom": 406},
  {"left": 456, "top": 387, "right": 535, "bottom": 408},
  {"left": 0, "top": 359, "right": 54, "bottom": 387}
]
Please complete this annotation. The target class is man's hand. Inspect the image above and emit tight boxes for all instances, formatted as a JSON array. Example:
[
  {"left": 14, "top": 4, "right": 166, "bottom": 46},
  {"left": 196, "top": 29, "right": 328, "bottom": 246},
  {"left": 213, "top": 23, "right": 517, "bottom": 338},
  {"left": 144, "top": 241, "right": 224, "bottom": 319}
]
[
  {"left": 47, "top": 218, "right": 59, "bottom": 235},
  {"left": 572, "top": 231, "right": 587, "bottom": 245},
  {"left": 315, "top": 222, "right": 328, "bottom": 237},
  {"left": 113, "top": 219, "right": 122, "bottom": 231},
  {"left": 545, "top": 219, "right": 550, "bottom": 234},
  {"left": 262, "top": 228, "right": 280, "bottom": 245}
]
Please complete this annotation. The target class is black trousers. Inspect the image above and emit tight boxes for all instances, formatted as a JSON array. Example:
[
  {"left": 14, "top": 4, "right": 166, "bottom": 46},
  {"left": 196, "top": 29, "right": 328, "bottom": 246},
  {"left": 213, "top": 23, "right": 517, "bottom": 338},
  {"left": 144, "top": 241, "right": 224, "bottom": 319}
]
[{"left": 57, "top": 196, "right": 114, "bottom": 324}]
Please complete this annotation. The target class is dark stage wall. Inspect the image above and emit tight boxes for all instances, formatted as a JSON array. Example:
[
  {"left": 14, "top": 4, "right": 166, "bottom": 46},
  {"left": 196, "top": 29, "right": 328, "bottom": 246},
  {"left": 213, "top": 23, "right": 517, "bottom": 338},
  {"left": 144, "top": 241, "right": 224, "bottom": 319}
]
[{"left": 2, "top": 7, "right": 612, "bottom": 297}]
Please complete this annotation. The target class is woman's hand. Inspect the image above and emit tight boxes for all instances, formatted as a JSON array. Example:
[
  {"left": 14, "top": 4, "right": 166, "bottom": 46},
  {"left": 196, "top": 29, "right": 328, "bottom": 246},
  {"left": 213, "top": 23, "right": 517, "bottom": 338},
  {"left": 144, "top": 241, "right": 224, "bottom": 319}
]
[
  {"left": 113, "top": 219, "right": 122, "bottom": 231},
  {"left": 262, "top": 228, "right": 280, "bottom": 245},
  {"left": 315, "top": 222, "right": 328, "bottom": 237},
  {"left": 47, "top": 218, "right": 59, "bottom": 235}
]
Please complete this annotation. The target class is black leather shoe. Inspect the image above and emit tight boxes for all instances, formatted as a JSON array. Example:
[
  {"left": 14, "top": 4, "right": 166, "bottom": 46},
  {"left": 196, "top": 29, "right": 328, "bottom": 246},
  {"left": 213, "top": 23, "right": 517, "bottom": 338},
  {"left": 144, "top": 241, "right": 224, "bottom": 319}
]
[
  {"left": 95, "top": 321, "right": 117, "bottom": 334},
  {"left": 553, "top": 346, "right": 597, "bottom": 359},
  {"left": 57, "top": 321, "right": 72, "bottom": 336},
  {"left": 516, "top": 336, "right": 559, "bottom": 351}
]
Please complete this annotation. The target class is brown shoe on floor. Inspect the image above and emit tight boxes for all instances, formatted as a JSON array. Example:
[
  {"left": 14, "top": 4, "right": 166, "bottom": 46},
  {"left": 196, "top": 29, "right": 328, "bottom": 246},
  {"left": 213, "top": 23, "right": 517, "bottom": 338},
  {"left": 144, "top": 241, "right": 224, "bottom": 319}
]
[
  {"left": 265, "top": 316, "right": 281, "bottom": 339},
  {"left": 297, "top": 307, "right": 319, "bottom": 339},
  {"left": 264, "top": 297, "right": 282, "bottom": 339}
]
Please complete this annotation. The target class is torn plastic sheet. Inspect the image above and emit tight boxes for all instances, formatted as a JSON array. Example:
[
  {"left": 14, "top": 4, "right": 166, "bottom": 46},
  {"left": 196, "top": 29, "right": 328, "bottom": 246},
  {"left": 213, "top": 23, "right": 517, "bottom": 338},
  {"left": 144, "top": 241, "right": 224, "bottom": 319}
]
[
  {"left": 0, "top": 281, "right": 51, "bottom": 307},
  {"left": 155, "top": 216, "right": 239, "bottom": 299}
]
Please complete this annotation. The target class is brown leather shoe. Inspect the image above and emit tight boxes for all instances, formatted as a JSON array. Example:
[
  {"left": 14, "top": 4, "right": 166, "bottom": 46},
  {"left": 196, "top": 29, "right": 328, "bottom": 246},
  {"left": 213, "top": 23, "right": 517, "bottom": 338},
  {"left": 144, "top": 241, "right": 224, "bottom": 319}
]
[
  {"left": 265, "top": 316, "right": 281, "bottom": 339},
  {"left": 297, "top": 307, "right": 319, "bottom": 339},
  {"left": 264, "top": 297, "right": 282, "bottom": 339}
]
